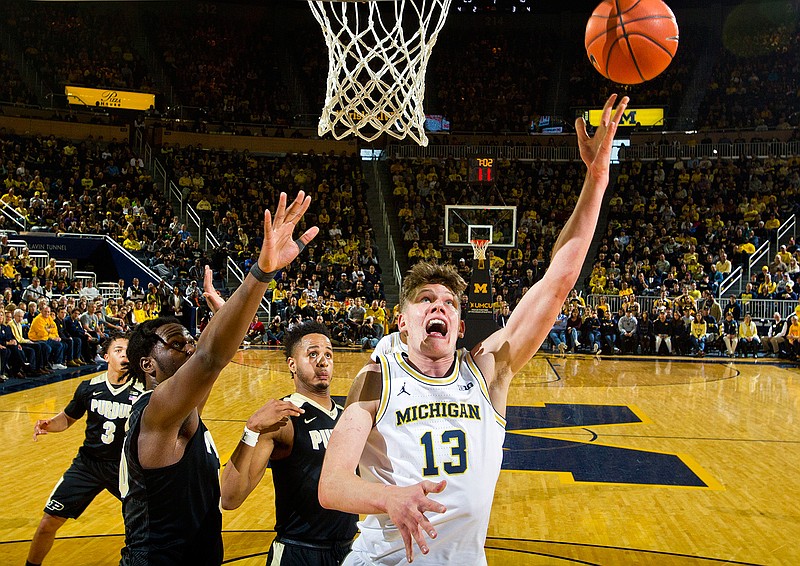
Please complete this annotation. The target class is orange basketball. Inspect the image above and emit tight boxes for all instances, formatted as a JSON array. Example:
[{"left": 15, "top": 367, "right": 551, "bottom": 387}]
[{"left": 585, "top": 0, "right": 679, "bottom": 84}]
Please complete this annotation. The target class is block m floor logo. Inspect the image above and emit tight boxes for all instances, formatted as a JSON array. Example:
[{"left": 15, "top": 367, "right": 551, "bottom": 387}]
[{"left": 501, "top": 403, "right": 721, "bottom": 489}]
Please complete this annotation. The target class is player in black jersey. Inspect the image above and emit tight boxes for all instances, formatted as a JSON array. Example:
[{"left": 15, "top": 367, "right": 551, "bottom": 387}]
[
  {"left": 119, "top": 192, "right": 318, "bottom": 566},
  {"left": 221, "top": 321, "right": 358, "bottom": 566},
  {"left": 27, "top": 334, "right": 135, "bottom": 566}
]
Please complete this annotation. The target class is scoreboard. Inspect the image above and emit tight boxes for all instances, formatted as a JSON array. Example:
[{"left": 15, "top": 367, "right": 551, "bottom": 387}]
[{"left": 468, "top": 157, "right": 495, "bottom": 183}]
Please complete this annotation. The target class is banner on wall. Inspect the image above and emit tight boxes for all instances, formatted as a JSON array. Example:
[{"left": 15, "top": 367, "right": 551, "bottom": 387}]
[
  {"left": 584, "top": 107, "right": 665, "bottom": 128},
  {"left": 65, "top": 86, "right": 155, "bottom": 111}
]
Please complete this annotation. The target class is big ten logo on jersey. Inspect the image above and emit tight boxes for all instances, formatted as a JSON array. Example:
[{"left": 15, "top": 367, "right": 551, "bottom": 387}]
[
  {"left": 309, "top": 428, "right": 333, "bottom": 451},
  {"left": 204, "top": 430, "right": 219, "bottom": 461},
  {"left": 91, "top": 398, "right": 133, "bottom": 420}
]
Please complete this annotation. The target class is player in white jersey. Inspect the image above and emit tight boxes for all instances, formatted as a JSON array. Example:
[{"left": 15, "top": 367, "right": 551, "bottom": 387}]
[
  {"left": 319, "top": 94, "right": 629, "bottom": 565},
  {"left": 369, "top": 331, "right": 407, "bottom": 363}
]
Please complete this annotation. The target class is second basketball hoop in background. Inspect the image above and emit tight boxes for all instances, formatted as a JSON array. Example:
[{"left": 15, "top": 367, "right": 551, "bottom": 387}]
[{"left": 307, "top": 0, "right": 452, "bottom": 146}]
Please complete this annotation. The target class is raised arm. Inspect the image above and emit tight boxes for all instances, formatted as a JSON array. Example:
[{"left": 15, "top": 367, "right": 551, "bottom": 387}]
[
  {"left": 220, "top": 399, "right": 304, "bottom": 510},
  {"left": 144, "top": 192, "right": 319, "bottom": 432},
  {"left": 479, "top": 94, "right": 629, "bottom": 377},
  {"left": 319, "top": 365, "right": 446, "bottom": 563}
]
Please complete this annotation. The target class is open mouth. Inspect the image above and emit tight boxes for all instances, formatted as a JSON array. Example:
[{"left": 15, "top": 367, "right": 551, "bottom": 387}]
[{"left": 426, "top": 317, "right": 448, "bottom": 338}]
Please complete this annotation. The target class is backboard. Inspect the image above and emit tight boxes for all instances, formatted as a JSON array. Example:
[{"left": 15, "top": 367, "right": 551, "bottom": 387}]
[{"left": 444, "top": 205, "right": 517, "bottom": 248}]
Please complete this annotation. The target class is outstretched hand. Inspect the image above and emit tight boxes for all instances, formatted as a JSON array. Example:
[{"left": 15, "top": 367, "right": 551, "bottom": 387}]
[
  {"left": 575, "top": 94, "right": 630, "bottom": 179},
  {"left": 202, "top": 265, "right": 225, "bottom": 313},
  {"left": 257, "top": 191, "right": 319, "bottom": 274},
  {"left": 384, "top": 479, "right": 447, "bottom": 563}
]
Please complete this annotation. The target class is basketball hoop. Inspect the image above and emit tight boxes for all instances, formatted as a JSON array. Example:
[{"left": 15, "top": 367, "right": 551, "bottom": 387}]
[
  {"left": 470, "top": 239, "right": 490, "bottom": 261},
  {"left": 308, "top": 0, "right": 453, "bottom": 147}
]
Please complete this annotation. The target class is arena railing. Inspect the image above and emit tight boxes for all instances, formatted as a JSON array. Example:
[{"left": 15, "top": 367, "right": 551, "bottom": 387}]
[
  {"left": 202, "top": 228, "right": 271, "bottom": 319},
  {"left": 55, "top": 260, "right": 72, "bottom": 279},
  {"left": 718, "top": 265, "right": 742, "bottom": 299},
  {"left": 223, "top": 254, "right": 272, "bottom": 320},
  {"left": 0, "top": 200, "right": 27, "bottom": 231},
  {"left": 186, "top": 205, "right": 201, "bottom": 244},
  {"left": 73, "top": 270, "right": 97, "bottom": 285},
  {"left": 387, "top": 140, "right": 800, "bottom": 162},
  {"left": 29, "top": 249, "right": 49, "bottom": 272},
  {"left": 585, "top": 294, "right": 798, "bottom": 323},
  {"left": 98, "top": 282, "right": 121, "bottom": 300},
  {"left": 777, "top": 214, "right": 796, "bottom": 251},
  {"left": 371, "top": 159, "right": 402, "bottom": 297},
  {"left": 748, "top": 241, "right": 771, "bottom": 280}
]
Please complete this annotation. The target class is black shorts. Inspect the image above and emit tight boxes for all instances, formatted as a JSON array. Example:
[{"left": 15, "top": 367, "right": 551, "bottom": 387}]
[
  {"left": 267, "top": 537, "right": 353, "bottom": 566},
  {"left": 44, "top": 452, "right": 121, "bottom": 519}
]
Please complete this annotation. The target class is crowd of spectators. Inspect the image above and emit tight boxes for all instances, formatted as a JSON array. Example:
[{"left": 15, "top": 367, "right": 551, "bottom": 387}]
[
  {"left": 158, "top": 142, "right": 395, "bottom": 340},
  {"left": 546, "top": 287, "right": 800, "bottom": 361},
  {"left": 423, "top": 28, "right": 554, "bottom": 134},
  {"left": 695, "top": 16, "right": 800, "bottom": 131},
  {"left": 3, "top": 2, "right": 800, "bottom": 137},
  {"left": 0, "top": 128, "right": 399, "bottom": 363},
  {"left": 147, "top": 4, "right": 291, "bottom": 125},
  {"left": 388, "top": 156, "right": 599, "bottom": 307},
  {"left": 0, "top": 246, "right": 212, "bottom": 381},
  {"left": 4, "top": 1, "right": 153, "bottom": 94},
  {"left": 385, "top": 150, "right": 800, "bottom": 361},
  {"left": 0, "top": 48, "right": 36, "bottom": 106},
  {"left": 587, "top": 154, "right": 800, "bottom": 301}
]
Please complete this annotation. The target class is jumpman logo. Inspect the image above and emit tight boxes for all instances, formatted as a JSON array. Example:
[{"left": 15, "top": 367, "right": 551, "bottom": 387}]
[{"left": 397, "top": 382, "right": 410, "bottom": 396}]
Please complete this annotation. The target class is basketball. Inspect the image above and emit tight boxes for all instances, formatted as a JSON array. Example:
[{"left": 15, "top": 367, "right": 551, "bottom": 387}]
[{"left": 585, "top": 0, "right": 679, "bottom": 84}]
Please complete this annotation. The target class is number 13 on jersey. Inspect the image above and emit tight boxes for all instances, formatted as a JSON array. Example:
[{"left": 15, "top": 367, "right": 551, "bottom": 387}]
[{"left": 420, "top": 429, "right": 467, "bottom": 476}]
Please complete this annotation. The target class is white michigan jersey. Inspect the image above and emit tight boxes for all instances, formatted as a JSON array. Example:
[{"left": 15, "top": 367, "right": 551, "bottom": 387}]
[
  {"left": 370, "top": 331, "right": 407, "bottom": 363},
  {"left": 348, "top": 348, "right": 506, "bottom": 565}
]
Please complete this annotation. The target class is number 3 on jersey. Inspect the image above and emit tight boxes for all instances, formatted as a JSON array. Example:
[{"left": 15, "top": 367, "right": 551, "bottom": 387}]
[
  {"left": 420, "top": 429, "right": 467, "bottom": 476},
  {"left": 101, "top": 421, "right": 116, "bottom": 445}
]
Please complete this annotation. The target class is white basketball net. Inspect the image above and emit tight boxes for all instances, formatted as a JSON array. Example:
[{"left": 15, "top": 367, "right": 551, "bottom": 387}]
[
  {"left": 308, "top": 0, "right": 452, "bottom": 147},
  {"left": 470, "top": 239, "right": 489, "bottom": 261}
]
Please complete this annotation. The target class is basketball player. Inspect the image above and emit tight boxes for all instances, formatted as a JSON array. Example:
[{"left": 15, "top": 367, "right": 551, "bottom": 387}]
[
  {"left": 27, "top": 334, "right": 135, "bottom": 566},
  {"left": 118, "top": 192, "right": 317, "bottom": 565},
  {"left": 319, "top": 94, "right": 630, "bottom": 564},
  {"left": 220, "top": 321, "right": 358, "bottom": 565}
]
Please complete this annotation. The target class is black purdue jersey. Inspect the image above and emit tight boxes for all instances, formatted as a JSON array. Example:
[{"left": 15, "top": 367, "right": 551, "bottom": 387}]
[
  {"left": 64, "top": 372, "right": 143, "bottom": 461},
  {"left": 119, "top": 391, "right": 223, "bottom": 566},
  {"left": 271, "top": 393, "right": 358, "bottom": 543}
]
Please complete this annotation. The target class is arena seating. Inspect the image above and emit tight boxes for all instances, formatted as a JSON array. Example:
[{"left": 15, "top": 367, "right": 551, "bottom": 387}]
[{"left": 4, "top": 2, "right": 153, "bottom": 94}]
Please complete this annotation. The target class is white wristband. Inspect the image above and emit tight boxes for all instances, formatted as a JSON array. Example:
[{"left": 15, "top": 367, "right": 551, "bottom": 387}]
[{"left": 241, "top": 425, "right": 259, "bottom": 447}]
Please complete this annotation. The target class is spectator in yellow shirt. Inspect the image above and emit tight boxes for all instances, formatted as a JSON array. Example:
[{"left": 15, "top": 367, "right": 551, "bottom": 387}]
[
  {"left": 786, "top": 314, "right": 800, "bottom": 360},
  {"left": 407, "top": 241, "right": 425, "bottom": 264},
  {"left": 365, "top": 299, "right": 386, "bottom": 332},
  {"left": 28, "top": 305, "right": 68, "bottom": 369},
  {"left": 132, "top": 300, "right": 148, "bottom": 325},
  {"left": 737, "top": 313, "right": 761, "bottom": 358}
]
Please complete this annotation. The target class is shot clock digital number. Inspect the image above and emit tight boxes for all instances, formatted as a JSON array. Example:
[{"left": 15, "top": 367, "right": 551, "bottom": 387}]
[{"left": 469, "top": 157, "right": 495, "bottom": 183}]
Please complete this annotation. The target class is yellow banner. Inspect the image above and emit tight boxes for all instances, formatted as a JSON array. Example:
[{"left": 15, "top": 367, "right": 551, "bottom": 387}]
[
  {"left": 64, "top": 86, "right": 155, "bottom": 111},
  {"left": 584, "top": 107, "right": 664, "bottom": 127}
]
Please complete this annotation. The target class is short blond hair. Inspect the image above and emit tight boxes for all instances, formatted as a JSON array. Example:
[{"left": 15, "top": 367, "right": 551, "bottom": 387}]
[{"left": 399, "top": 262, "right": 466, "bottom": 313}]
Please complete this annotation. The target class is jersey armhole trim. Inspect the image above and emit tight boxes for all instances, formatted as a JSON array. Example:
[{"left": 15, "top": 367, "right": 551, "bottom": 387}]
[
  {"left": 374, "top": 356, "right": 390, "bottom": 425},
  {"left": 463, "top": 350, "right": 507, "bottom": 429}
]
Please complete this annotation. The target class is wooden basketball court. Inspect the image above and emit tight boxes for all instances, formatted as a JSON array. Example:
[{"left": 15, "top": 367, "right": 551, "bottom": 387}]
[{"left": 1, "top": 348, "right": 798, "bottom": 565}]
